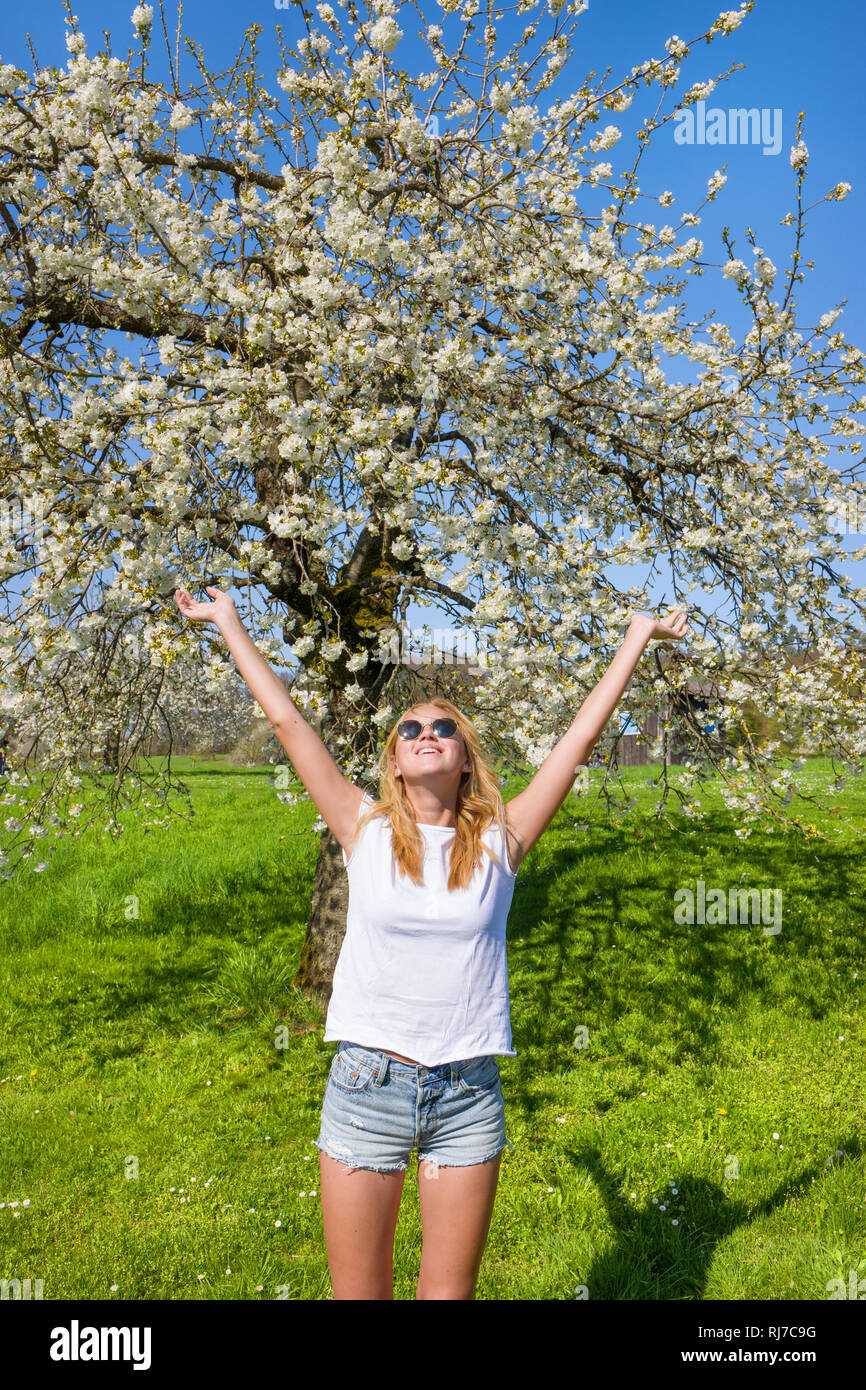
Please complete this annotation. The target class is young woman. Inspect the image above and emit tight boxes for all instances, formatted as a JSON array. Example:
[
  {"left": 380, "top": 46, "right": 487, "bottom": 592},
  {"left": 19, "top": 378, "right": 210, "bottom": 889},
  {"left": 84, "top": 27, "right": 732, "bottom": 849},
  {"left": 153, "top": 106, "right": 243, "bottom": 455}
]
[{"left": 174, "top": 585, "right": 688, "bottom": 1299}]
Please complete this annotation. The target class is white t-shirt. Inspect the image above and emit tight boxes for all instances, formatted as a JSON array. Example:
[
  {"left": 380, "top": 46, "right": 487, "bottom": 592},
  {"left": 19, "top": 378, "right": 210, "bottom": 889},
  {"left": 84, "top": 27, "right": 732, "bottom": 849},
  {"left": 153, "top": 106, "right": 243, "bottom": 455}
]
[{"left": 323, "top": 792, "right": 519, "bottom": 1066}]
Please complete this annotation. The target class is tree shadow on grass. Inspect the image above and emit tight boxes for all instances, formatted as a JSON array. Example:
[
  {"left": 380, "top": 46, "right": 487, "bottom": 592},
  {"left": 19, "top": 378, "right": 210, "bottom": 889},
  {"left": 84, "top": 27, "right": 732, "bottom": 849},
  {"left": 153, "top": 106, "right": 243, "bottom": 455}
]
[
  {"left": 503, "top": 808, "right": 866, "bottom": 1116},
  {"left": 45, "top": 865, "right": 317, "bottom": 1065},
  {"left": 562, "top": 1135, "right": 864, "bottom": 1300}
]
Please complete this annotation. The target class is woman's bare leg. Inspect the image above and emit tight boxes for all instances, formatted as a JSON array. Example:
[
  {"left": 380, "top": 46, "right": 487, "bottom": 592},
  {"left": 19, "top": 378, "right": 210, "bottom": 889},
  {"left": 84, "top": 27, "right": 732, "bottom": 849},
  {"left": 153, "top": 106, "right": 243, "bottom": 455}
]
[
  {"left": 415, "top": 1153, "right": 502, "bottom": 1300},
  {"left": 318, "top": 1151, "right": 407, "bottom": 1299}
]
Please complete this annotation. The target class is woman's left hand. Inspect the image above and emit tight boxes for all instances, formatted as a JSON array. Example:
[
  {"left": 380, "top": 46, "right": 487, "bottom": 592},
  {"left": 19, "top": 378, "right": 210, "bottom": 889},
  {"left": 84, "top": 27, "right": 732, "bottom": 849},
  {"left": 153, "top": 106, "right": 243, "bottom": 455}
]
[{"left": 629, "top": 605, "right": 689, "bottom": 644}]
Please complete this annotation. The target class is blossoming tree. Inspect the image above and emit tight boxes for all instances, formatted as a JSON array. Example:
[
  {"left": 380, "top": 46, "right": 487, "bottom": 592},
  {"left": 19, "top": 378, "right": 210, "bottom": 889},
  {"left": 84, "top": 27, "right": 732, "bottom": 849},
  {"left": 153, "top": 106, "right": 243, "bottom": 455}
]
[{"left": 1, "top": 0, "right": 865, "bottom": 995}]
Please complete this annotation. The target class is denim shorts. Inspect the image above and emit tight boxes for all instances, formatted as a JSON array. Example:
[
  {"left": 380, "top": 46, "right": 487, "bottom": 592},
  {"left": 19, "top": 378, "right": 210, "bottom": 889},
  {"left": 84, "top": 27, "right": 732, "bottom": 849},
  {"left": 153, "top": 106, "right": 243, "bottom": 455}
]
[{"left": 315, "top": 1041, "right": 514, "bottom": 1173}]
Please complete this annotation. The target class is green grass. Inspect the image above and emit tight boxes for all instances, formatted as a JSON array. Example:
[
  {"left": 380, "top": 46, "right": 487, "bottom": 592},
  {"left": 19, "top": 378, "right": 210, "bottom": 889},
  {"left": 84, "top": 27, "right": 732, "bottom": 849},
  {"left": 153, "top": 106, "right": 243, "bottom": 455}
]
[{"left": 0, "top": 756, "right": 864, "bottom": 1300}]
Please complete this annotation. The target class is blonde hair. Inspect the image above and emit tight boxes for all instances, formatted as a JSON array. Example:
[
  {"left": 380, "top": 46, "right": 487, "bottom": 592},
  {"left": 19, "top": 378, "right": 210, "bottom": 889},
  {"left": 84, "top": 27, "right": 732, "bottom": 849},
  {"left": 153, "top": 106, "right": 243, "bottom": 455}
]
[{"left": 345, "top": 697, "right": 510, "bottom": 891}]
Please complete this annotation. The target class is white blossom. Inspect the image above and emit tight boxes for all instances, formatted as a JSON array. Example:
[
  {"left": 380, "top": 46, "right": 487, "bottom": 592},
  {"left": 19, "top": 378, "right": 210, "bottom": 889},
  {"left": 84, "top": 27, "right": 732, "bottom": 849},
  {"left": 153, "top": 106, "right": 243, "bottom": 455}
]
[
  {"left": 131, "top": 4, "right": 153, "bottom": 32},
  {"left": 369, "top": 16, "right": 402, "bottom": 54},
  {"left": 713, "top": 7, "right": 747, "bottom": 35},
  {"left": 491, "top": 82, "right": 514, "bottom": 114},
  {"left": 169, "top": 103, "right": 195, "bottom": 131},
  {"left": 722, "top": 258, "right": 749, "bottom": 283}
]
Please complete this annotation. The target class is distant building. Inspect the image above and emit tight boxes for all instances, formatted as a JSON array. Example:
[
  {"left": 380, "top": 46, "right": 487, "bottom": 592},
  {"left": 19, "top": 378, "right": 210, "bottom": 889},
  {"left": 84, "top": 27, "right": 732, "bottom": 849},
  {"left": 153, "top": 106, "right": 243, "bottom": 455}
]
[{"left": 616, "top": 677, "right": 726, "bottom": 767}]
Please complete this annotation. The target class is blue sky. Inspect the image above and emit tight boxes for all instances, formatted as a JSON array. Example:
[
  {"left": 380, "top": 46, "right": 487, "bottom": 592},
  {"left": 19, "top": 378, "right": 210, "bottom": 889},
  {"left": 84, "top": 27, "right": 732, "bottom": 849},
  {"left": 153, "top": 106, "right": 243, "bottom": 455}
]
[{"left": 2, "top": 0, "right": 864, "bottom": 665}]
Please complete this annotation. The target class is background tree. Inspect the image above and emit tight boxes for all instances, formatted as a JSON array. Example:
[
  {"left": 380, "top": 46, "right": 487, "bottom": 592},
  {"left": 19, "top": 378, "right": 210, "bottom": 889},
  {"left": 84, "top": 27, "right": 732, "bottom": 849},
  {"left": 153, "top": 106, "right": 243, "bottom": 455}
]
[
  {"left": 1, "top": 0, "right": 865, "bottom": 996},
  {"left": 143, "top": 654, "right": 256, "bottom": 759}
]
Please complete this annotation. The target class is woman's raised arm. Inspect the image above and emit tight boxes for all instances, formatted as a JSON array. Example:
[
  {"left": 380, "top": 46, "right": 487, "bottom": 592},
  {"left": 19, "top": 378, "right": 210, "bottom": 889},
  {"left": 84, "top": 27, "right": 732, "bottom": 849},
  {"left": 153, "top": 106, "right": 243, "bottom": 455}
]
[
  {"left": 503, "top": 606, "right": 689, "bottom": 868},
  {"left": 174, "top": 586, "right": 364, "bottom": 848}
]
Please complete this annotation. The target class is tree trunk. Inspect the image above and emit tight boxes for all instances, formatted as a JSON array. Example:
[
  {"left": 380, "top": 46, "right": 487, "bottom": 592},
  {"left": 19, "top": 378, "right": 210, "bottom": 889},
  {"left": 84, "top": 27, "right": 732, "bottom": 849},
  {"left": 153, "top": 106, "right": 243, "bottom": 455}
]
[{"left": 102, "top": 723, "right": 121, "bottom": 773}]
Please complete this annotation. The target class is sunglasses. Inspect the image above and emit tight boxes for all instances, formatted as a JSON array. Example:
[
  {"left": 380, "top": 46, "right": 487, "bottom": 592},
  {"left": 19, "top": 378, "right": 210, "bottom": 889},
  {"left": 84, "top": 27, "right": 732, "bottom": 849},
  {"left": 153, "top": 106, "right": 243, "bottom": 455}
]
[{"left": 396, "top": 718, "right": 459, "bottom": 741}]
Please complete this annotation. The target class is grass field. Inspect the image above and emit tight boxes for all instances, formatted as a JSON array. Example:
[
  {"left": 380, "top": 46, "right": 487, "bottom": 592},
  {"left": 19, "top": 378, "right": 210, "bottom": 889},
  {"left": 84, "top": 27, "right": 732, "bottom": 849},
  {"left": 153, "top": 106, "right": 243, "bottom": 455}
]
[{"left": 1, "top": 756, "right": 864, "bottom": 1300}]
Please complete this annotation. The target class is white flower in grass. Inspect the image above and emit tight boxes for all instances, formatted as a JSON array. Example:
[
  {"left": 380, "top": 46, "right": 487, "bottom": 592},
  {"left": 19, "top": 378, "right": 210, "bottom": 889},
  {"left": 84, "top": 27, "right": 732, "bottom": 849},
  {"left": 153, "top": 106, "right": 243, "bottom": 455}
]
[{"left": 275, "top": 1220, "right": 282, "bottom": 1228}]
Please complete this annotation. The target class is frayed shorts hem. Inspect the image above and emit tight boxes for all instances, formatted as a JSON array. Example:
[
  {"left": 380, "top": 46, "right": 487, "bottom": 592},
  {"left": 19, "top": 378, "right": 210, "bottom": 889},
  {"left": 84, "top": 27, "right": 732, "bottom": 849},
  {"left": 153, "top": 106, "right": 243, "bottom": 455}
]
[
  {"left": 419, "top": 1137, "right": 514, "bottom": 1168},
  {"left": 315, "top": 1137, "right": 514, "bottom": 1173},
  {"left": 314, "top": 1140, "right": 408, "bottom": 1173}
]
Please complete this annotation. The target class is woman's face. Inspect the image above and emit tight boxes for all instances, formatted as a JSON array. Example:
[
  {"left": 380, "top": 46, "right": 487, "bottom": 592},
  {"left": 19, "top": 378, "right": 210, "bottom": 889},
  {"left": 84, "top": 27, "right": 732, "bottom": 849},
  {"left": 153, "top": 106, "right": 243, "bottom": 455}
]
[{"left": 390, "top": 705, "right": 471, "bottom": 786}]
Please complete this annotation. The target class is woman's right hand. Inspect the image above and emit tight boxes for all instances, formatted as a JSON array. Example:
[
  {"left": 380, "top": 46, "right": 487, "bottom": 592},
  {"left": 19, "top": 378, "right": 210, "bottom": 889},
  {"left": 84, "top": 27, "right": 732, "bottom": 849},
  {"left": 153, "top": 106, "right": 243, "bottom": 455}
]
[{"left": 174, "top": 586, "right": 237, "bottom": 626}]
